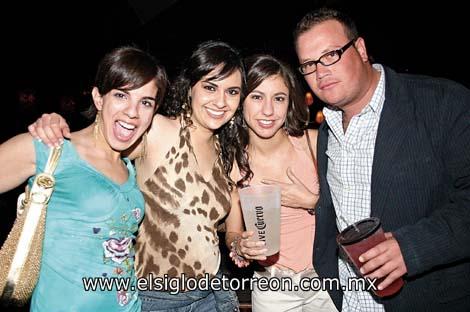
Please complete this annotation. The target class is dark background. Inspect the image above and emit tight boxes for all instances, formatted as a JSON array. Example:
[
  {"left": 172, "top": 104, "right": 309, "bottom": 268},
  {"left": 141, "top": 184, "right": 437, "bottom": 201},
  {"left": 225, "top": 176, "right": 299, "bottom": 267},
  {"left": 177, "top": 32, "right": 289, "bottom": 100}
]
[
  {"left": 2, "top": 0, "right": 469, "bottom": 132},
  {"left": 1, "top": 0, "right": 468, "bottom": 310}
]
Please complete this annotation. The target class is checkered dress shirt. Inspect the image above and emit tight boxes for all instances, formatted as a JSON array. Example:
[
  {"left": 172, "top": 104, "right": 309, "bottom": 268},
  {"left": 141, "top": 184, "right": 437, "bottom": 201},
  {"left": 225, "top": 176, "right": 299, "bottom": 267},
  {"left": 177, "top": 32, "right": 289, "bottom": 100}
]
[{"left": 323, "top": 64, "right": 386, "bottom": 311}]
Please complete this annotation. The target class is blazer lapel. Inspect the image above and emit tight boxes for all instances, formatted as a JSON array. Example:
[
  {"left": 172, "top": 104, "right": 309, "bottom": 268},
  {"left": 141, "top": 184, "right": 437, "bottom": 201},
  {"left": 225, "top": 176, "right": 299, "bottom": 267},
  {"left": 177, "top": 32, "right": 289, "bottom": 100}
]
[
  {"left": 317, "top": 121, "right": 333, "bottom": 208},
  {"left": 313, "top": 121, "right": 335, "bottom": 259},
  {"left": 371, "top": 67, "right": 412, "bottom": 218}
]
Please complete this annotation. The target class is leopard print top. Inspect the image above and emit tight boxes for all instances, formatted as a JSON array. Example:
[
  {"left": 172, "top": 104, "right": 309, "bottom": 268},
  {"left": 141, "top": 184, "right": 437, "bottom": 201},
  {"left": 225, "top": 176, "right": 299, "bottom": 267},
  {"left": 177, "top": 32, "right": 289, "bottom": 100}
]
[{"left": 134, "top": 125, "right": 231, "bottom": 280}]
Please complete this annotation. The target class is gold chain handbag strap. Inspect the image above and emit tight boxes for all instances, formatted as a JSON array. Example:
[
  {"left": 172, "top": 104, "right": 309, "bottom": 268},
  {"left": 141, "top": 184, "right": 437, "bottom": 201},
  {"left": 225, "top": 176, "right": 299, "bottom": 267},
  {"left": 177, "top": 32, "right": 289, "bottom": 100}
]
[
  {"left": 1, "top": 144, "right": 62, "bottom": 302},
  {"left": 43, "top": 145, "right": 62, "bottom": 175}
]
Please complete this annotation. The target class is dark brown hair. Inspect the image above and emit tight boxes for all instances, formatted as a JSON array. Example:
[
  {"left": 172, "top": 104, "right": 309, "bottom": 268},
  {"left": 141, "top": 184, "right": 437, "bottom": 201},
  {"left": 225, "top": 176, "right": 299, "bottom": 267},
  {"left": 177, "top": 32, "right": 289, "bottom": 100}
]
[{"left": 86, "top": 46, "right": 168, "bottom": 117}]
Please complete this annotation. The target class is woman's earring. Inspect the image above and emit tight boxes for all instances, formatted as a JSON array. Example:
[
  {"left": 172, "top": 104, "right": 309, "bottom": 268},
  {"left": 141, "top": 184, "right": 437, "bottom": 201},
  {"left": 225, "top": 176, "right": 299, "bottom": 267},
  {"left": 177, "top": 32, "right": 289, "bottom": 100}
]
[
  {"left": 93, "top": 110, "right": 102, "bottom": 143},
  {"left": 140, "top": 132, "right": 148, "bottom": 158},
  {"left": 181, "top": 89, "right": 192, "bottom": 125},
  {"left": 185, "top": 103, "right": 191, "bottom": 119},
  {"left": 185, "top": 90, "right": 192, "bottom": 119},
  {"left": 228, "top": 117, "right": 235, "bottom": 130}
]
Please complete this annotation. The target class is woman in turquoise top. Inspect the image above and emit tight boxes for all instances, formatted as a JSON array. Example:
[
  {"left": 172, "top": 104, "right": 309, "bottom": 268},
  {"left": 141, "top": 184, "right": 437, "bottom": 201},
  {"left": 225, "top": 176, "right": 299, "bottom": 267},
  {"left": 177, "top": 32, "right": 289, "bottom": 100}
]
[{"left": 0, "top": 46, "right": 168, "bottom": 311}]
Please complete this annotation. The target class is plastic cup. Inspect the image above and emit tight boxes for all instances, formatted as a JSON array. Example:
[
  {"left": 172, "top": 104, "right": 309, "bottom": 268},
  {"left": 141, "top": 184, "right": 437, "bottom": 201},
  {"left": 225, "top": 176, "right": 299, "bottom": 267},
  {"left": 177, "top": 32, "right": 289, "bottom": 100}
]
[
  {"left": 336, "top": 217, "right": 404, "bottom": 297},
  {"left": 238, "top": 185, "right": 281, "bottom": 256}
]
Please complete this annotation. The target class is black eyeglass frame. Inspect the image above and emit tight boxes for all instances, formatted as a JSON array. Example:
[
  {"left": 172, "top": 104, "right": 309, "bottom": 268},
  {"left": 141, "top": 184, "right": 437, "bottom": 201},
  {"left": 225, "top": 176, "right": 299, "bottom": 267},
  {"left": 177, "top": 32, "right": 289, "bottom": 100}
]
[{"left": 298, "top": 38, "right": 357, "bottom": 75}]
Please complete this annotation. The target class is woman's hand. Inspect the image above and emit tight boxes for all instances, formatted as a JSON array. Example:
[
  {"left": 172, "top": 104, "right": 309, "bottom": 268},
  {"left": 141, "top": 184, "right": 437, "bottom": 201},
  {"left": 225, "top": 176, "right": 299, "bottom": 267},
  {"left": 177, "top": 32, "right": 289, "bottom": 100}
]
[
  {"left": 28, "top": 113, "right": 71, "bottom": 147},
  {"left": 237, "top": 231, "right": 267, "bottom": 261},
  {"left": 262, "top": 167, "right": 319, "bottom": 210}
]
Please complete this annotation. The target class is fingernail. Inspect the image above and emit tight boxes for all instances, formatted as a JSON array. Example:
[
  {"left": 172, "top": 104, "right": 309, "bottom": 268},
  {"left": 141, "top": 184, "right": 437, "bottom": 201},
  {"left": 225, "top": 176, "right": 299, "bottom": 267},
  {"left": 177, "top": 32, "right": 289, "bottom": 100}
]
[
  {"left": 360, "top": 268, "right": 365, "bottom": 274},
  {"left": 37, "top": 138, "right": 42, "bottom": 142},
  {"left": 359, "top": 256, "right": 364, "bottom": 262},
  {"left": 378, "top": 285, "right": 383, "bottom": 290}
]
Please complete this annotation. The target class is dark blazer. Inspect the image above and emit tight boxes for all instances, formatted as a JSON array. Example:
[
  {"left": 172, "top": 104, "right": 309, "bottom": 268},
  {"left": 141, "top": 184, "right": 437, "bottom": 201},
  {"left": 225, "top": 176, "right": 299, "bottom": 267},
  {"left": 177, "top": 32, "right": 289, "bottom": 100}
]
[{"left": 315, "top": 66, "right": 470, "bottom": 311}]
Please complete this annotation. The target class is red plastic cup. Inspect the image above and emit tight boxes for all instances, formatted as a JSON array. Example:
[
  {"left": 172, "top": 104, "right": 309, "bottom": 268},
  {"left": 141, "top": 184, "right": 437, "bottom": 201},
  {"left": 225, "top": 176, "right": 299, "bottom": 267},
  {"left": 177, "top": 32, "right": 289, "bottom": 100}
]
[{"left": 336, "top": 217, "right": 404, "bottom": 297}]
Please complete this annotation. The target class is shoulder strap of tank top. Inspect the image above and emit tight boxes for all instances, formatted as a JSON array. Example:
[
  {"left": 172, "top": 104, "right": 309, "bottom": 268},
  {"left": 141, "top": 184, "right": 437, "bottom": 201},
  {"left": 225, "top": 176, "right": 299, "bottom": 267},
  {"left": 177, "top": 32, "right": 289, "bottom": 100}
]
[
  {"left": 305, "top": 130, "right": 318, "bottom": 215},
  {"left": 305, "top": 129, "right": 316, "bottom": 166}
]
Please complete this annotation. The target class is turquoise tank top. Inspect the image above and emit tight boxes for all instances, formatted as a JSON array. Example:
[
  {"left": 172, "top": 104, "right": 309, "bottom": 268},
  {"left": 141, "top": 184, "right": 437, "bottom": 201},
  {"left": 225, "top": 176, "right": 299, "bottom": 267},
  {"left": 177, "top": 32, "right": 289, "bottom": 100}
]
[{"left": 30, "top": 139, "right": 143, "bottom": 311}]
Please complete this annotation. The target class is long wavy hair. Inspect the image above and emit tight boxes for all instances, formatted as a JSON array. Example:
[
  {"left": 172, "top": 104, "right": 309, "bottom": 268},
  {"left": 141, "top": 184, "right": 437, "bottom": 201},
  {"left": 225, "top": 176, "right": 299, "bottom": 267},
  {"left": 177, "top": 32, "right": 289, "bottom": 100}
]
[
  {"left": 161, "top": 40, "right": 250, "bottom": 189},
  {"left": 237, "top": 54, "right": 309, "bottom": 186}
]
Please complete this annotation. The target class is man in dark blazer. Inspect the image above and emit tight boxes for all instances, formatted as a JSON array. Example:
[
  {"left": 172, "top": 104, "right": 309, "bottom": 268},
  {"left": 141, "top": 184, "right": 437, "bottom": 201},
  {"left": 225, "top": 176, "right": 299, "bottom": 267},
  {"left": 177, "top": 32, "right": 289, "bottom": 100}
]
[{"left": 294, "top": 8, "right": 470, "bottom": 312}]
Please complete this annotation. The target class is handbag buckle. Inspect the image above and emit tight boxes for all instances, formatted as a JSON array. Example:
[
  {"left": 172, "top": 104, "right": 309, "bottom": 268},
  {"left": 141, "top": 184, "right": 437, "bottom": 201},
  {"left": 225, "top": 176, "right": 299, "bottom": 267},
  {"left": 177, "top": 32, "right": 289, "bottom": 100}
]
[{"left": 36, "top": 174, "right": 55, "bottom": 189}]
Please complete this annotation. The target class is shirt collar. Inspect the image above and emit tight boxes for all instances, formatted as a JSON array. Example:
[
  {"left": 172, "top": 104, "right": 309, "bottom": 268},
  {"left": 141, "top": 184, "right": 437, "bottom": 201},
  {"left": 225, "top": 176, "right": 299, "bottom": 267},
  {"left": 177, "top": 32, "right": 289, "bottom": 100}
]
[{"left": 368, "top": 64, "right": 385, "bottom": 115}]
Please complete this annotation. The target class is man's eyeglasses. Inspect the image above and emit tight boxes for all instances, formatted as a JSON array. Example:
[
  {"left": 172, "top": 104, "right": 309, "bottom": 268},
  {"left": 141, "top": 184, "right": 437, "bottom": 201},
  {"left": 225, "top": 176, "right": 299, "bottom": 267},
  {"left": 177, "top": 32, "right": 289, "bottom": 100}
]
[{"left": 298, "top": 39, "right": 357, "bottom": 76}]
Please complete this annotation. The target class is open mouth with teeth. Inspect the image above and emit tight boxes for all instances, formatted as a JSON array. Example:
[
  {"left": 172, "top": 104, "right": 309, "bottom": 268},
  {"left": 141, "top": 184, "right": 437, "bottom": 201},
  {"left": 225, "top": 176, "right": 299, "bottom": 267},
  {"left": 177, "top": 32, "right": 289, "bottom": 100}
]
[
  {"left": 257, "top": 119, "right": 275, "bottom": 128},
  {"left": 205, "top": 107, "right": 226, "bottom": 119},
  {"left": 114, "top": 120, "right": 138, "bottom": 142}
]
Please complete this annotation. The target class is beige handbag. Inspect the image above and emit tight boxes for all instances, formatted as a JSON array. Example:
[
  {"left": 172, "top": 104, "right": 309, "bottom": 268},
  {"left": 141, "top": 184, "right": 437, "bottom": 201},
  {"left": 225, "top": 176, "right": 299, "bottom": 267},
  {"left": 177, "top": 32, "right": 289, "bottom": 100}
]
[{"left": 0, "top": 145, "right": 62, "bottom": 306}]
